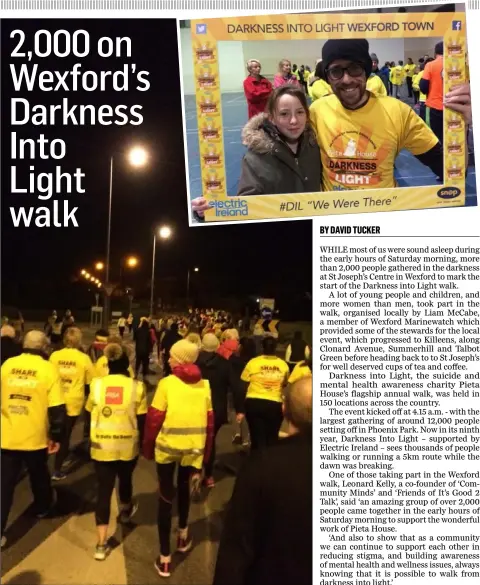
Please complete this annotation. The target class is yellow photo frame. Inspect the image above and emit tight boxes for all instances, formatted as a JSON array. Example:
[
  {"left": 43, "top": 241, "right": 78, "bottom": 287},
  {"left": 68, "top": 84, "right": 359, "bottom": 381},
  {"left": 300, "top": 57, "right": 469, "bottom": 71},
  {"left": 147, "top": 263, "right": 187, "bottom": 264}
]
[{"left": 185, "top": 12, "right": 468, "bottom": 222}]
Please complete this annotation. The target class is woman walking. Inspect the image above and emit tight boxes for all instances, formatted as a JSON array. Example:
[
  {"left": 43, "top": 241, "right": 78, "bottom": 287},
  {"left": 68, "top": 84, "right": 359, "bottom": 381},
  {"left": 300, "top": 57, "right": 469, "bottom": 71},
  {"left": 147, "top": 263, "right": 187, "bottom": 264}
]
[{"left": 143, "top": 340, "right": 214, "bottom": 578}]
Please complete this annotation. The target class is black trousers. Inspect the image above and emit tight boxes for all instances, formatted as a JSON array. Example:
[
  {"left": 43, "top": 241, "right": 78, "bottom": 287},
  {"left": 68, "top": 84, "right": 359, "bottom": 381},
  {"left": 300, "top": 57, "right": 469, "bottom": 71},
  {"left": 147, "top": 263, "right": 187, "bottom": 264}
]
[
  {"left": 413, "top": 90, "right": 420, "bottom": 105},
  {"left": 55, "top": 415, "right": 78, "bottom": 472},
  {"left": 204, "top": 417, "right": 224, "bottom": 478},
  {"left": 94, "top": 459, "right": 137, "bottom": 526},
  {"left": 156, "top": 463, "right": 194, "bottom": 556},
  {"left": 245, "top": 398, "right": 283, "bottom": 451},
  {"left": 119, "top": 327, "right": 125, "bottom": 338},
  {"left": 135, "top": 353, "right": 149, "bottom": 377},
  {"left": 406, "top": 76, "right": 413, "bottom": 98},
  {"left": 428, "top": 106, "right": 444, "bottom": 145},
  {"left": 1, "top": 448, "right": 53, "bottom": 534},
  {"left": 419, "top": 103, "right": 426, "bottom": 122}
]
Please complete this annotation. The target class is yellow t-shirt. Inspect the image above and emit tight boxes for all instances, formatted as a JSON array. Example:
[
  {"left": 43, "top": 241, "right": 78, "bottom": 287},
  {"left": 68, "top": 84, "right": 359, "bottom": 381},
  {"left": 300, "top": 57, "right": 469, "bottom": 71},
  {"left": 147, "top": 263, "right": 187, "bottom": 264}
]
[
  {"left": 310, "top": 79, "right": 333, "bottom": 101},
  {"left": 288, "top": 363, "right": 312, "bottom": 385},
  {"left": 390, "top": 66, "right": 405, "bottom": 86},
  {"left": 412, "top": 72, "right": 427, "bottom": 102},
  {"left": 241, "top": 355, "right": 290, "bottom": 403},
  {"left": 404, "top": 63, "right": 416, "bottom": 78},
  {"left": 152, "top": 375, "right": 212, "bottom": 469},
  {"left": 49, "top": 348, "right": 95, "bottom": 416},
  {"left": 366, "top": 75, "right": 387, "bottom": 98},
  {"left": 95, "top": 355, "right": 134, "bottom": 379},
  {"left": 309, "top": 93, "right": 439, "bottom": 191},
  {"left": 1, "top": 353, "right": 65, "bottom": 450}
]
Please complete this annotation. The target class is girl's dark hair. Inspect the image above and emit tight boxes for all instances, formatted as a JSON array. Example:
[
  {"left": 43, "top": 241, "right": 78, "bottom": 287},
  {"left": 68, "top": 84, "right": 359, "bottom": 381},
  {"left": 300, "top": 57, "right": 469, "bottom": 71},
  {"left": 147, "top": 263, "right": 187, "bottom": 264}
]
[
  {"left": 266, "top": 86, "right": 311, "bottom": 126},
  {"left": 314, "top": 60, "right": 325, "bottom": 79},
  {"left": 239, "top": 337, "right": 257, "bottom": 362}
]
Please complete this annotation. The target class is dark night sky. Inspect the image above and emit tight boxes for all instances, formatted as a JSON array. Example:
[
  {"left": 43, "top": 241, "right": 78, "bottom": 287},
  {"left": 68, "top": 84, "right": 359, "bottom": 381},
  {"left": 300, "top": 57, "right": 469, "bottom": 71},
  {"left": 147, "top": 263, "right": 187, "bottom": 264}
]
[{"left": 1, "top": 19, "right": 312, "bottom": 315}]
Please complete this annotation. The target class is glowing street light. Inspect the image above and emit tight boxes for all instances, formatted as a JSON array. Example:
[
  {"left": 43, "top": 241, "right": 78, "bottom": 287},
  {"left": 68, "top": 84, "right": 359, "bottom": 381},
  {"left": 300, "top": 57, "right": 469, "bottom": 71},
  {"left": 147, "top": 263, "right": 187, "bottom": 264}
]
[
  {"left": 104, "top": 145, "right": 150, "bottom": 328},
  {"left": 95, "top": 262, "right": 104, "bottom": 271},
  {"left": 84, "top": 272, "right": 91, "bottom": 279},
  {"left": 150, "top": 225, "right": 173, "bottom": 316},
  {"left": 81, "top": 269, "right": 86, "bottom": 276},
  {"left": 126, "top": 256, "right": 139, "bottom": 268},
  {"left": 128, "top": 146, "right": 148, "bottom": 168}
]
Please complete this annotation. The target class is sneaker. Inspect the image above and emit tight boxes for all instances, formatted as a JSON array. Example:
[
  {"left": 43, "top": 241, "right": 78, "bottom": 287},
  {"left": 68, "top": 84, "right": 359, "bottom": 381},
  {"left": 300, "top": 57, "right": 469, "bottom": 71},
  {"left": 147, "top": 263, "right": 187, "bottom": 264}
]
[
  {"left": 118, "top": 502, "right": 139, "bottom": 525},
  {"left": 1, "top": 535, "right": 6, "bottom": 549},
  {"left": 154, "top": 556, "right": 171, "bottom": 578},
  {"left": 177, "top": 534, "right": 192, "bottom": 553},
  {"left": 94, "top": 544, "right": 110, "bottom": 561},
  {"left": 205, "top": 477, "right": 215, "bottom": 489},
  {"left": 51, "top": 471, "right": 67, "bottom": 482},
  {"left": 37, "top": 488, "right": 57, "bottom": 519}
]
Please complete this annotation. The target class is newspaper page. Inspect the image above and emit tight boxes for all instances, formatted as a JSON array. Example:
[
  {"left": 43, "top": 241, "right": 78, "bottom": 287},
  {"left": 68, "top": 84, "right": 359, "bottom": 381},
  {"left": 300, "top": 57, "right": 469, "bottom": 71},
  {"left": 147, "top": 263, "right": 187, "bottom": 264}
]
[{"left": 313, "top": 208, "right": 480, "bottom": 585}]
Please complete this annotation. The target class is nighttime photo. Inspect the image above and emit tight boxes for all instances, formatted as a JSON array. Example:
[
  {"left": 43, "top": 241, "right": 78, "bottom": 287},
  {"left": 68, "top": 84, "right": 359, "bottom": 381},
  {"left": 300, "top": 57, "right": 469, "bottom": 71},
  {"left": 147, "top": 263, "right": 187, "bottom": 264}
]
[{"left": 1, "top": 18, "right": 313, "bottom": 585}]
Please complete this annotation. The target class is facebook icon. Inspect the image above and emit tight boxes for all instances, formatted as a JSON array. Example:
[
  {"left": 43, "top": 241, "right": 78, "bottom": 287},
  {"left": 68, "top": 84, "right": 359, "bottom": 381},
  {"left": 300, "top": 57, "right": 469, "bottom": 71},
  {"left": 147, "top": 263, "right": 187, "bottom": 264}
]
[
  {"left": 196, "top": 23, "right": 207, "bottom": 34},
  {"left": 452, "top": 20, "right": 462, "bottom": 31}
]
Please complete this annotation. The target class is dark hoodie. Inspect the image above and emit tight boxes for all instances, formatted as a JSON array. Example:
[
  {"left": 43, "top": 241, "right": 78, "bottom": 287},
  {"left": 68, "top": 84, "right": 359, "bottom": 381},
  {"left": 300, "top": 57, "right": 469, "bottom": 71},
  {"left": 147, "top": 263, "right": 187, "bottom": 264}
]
[
  {"left": 196, "top": 350, "right": 231, "bottom": 427},
  {"left": 237, "top": 114, "right": 321, "bottom": 196}
]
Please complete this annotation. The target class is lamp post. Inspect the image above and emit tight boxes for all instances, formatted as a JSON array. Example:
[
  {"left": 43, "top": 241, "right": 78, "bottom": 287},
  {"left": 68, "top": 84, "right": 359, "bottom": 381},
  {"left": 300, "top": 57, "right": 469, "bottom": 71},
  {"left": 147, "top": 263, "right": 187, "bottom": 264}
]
[
  {"left": 186, "top": 267, "right": 199, "bottom": 307},
  {"left": 103, "top": 147, "right": 148, "bottom": 329},
  {"left": 150, "top": 225, "right": 172, "bottom": 317}
]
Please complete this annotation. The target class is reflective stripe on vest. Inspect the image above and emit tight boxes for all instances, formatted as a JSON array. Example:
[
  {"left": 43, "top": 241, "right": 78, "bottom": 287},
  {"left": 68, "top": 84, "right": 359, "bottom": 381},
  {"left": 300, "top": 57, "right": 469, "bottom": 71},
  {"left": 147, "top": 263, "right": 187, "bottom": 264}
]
[
  {"left": 161, "top": 426, "right": 207, "bottom": 436},
  {"left": 155, "top": 445, "right": 204, "bottom": 456}
]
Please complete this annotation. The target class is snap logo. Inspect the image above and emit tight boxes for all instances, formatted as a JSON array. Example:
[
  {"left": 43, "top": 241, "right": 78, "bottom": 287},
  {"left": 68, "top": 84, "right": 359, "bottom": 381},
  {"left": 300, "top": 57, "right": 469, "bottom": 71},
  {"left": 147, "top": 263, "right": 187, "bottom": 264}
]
[
  {"left": 105, "top": 386, "right": 123, "bottom": 405},
  {"left": 437, "top": 187, "right": 461, "bottom": 200}
]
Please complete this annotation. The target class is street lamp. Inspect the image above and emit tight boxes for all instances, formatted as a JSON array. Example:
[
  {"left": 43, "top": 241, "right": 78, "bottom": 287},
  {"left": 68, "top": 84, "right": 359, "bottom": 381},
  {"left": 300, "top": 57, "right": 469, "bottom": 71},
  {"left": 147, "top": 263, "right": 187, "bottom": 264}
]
[
  {"left": 81, "top": 269, "right": 86, "bottom": 276},
  {"left": 95, "top": 262, "right": 104, "bottom": 271},
  {"left": 104, "top": 146, "right": 148, "bottom": 328},
  {"left": 126, "top": 256, "right": 139, "bottom": 268},
  {"left": 150, "top": 225, "right": 172, "bottom": 317},
  {"left": 187, "top": 266, "right": 199, "bottom": 307}
]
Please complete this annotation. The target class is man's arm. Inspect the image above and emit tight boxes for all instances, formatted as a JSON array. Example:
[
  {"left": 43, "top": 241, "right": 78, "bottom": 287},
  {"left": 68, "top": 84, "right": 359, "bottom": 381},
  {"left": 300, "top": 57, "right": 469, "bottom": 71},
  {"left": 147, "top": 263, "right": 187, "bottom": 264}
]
[{"left": 414, "top": 141, "right": 443, "bottom": 182}]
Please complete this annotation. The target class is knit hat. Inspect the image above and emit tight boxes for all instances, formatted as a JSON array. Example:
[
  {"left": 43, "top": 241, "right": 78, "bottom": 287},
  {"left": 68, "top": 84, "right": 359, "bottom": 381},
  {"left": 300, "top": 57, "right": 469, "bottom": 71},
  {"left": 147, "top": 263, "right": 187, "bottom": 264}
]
[
  {"left": 104, "top": 343, "right": 130, "bottom": 375},
  {"left": 202, "top": 333, "right": 220, "bottom": 352},
  {"left": 370, "top": 53, "right": 378, "bottom": 63},
  {"left": 322, "top": 39, "right": 372, "bottom": 79},
  {"left": 170, "top": 340, "right": 199, "bottom": 365}
]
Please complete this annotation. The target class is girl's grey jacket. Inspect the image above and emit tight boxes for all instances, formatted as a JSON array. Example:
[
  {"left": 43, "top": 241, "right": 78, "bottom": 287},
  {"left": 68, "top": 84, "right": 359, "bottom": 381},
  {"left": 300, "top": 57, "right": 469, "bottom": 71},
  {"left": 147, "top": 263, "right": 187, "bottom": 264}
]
[{"left": 237, "top": 113, "right": 322, "bottom": 196}]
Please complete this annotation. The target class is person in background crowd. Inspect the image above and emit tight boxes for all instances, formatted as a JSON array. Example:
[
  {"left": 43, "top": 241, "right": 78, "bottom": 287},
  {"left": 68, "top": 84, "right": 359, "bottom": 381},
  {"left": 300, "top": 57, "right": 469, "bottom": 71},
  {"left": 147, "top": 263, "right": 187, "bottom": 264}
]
[
  {"left": 118, "top": 315, "right": 127, "bottom": 338},
  {"left": 143, "top": 340, "right": 214, "bottom": 578},
  {"left": 412, "top": 65, "right": 421, "bottom": 107},
  {"left": 213, "top": 376, "right": 312, "bottom": 585},
  {"left": 404, "top": 57, "right": 416, "bottom": 99},
  {"left": 310, "top": 39, "right": 444, "bottom": 191},
  {"left": 186, "top": 332, "right": 202, "bottom": 349},
  {"left": 309, "top": 60, "right": 333, "bottom": 101},
  {"left": 285, "top": 330, "right": 311, "bottom": 372},
  {"left": 230, "top": 337, "right": 257, "bottom": 447},
  {"left": 289, "top": 355, "right": 312, "bottom": 384},
  {"left": 1, "top": 331, "right": 66, "bottom": 549},
  {"left": 196, "top": 333, "right": 230, "bottom": 488},
  {"left": 273, "top": 59, "right": 301, "bottom": 89},
  {"left": 49, "top": 327, "right": 95, "bottom": 481},
  {"left": 243, "top": 59, "right": 273, "bottom": 120},
  {"left": 217, "top": 329, "right": 239, "bottom": 360},
  {"left": 298, "top": 64, "right": 308, "bottom": 93},
  {"left": 238, "top": 337, "right": 289, "bottom": 451},
  {"left": 161, "top": 322, "right": 183, "bottom": 376},
  {"left": 1, "top": 324, "right": 21, "bottom": 365},
  {"left": 237, "top": 86, "right": 321, "bottom": 196},
  {"left": 366, "top": 53, "right": 387, "bottom": 97},
  {"left": 387, "top": 61, "right": 394, "bottom": 96},
  {"left": 252, "top": 323, "right": 264, "bottom": 356},
  {"left": 380, "top": 62, "right": 391, "bottom": 94},
  {"left": 291, "top": 63, "right": 301, "bottom": 82},
  {"left": 390, "top": 60, "right": 405, "bottom": 99},
  {"left": 87, "top": 329, "right": 109, "bottom": 364},
  {"left": 85, "top": 343, "right": 147, "bottom": 560},
  {"left": 61, "top": 310, "right": 75, "bottom": 337},
  {"left": 420, "top": 42, "right": 444, "bottom": 145},
  {"left": 134, "top": 318, "right": 153, "bottom": 379},
  {"left": 127, "top": 313, "right": 134, "bottom": 334}
]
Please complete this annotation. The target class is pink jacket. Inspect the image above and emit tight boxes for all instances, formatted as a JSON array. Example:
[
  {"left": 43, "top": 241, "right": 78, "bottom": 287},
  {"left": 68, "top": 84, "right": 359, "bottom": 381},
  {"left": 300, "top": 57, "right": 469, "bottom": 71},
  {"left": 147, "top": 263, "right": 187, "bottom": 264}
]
[{"left": 273, "top": 73, "right": 301, "bottom": 89}]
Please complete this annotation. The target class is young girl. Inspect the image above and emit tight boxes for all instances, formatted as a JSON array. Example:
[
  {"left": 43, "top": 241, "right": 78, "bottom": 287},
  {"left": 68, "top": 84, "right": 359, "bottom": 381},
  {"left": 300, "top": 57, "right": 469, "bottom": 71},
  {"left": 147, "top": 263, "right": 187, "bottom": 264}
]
[{"left": 237, "top": 86, "right": 321, "bottom": 196}]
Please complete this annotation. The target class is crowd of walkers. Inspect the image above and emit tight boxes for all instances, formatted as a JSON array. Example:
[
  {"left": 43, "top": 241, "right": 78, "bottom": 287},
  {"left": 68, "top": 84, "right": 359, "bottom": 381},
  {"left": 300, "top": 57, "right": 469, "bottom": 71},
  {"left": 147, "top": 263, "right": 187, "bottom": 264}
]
[{"left": 1, "top": 310, "right": 312, "bottom": 583}]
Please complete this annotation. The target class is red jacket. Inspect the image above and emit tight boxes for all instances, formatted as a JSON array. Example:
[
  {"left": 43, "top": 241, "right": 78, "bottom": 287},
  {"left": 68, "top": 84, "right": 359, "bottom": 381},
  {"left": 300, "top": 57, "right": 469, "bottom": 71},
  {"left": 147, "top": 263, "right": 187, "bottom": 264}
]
[{"left": 243, "top": 75, "right": 273, "bottom": 119}]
